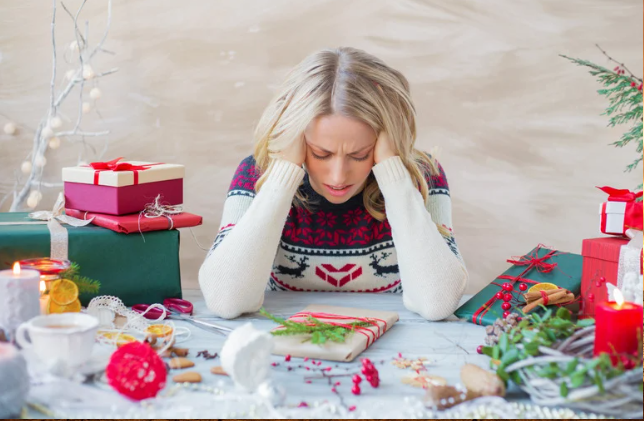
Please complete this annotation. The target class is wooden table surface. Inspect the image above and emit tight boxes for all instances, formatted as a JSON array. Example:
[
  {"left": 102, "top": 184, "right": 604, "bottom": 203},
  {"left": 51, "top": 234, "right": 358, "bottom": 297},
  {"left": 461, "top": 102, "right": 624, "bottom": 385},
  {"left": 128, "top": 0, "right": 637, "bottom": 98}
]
[{"left": 24, "top": 290, "right": 548, "bottom": 418}]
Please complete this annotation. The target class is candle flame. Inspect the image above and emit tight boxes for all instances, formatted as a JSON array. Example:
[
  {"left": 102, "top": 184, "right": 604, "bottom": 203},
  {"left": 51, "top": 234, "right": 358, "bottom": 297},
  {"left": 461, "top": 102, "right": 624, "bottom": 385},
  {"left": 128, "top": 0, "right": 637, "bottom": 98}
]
[
  {"left": 12, "top": 262, "right": 20, "bottom": 275},
  {"left": 40, "top": 280, "right": 46, "bottom": 293},
  {"left": 614, "top": 287, "right": 625, "bottom": 307}
]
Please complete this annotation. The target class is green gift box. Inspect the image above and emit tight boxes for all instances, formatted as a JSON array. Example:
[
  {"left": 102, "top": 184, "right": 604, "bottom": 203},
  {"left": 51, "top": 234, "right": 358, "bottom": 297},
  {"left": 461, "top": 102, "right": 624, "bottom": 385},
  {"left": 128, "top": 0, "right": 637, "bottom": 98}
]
[
  {"left": 455, "top": 246, "right": 583, "bottom": 326},
  {"left": 0, "top": 212, "right": 182, "bottom": 306}
]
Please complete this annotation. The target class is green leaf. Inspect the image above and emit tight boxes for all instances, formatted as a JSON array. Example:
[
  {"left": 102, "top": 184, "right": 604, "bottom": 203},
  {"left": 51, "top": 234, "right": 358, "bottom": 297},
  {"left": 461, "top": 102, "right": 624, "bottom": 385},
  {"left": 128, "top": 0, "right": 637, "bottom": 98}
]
[
  {"left": 532, "top": 313, "right": 542, "bottom": 324},
  {"left": 510, "top": 371, "right": 522, "bottom": 385},
  {"left": 560, "top": 381, "right": 569, "bottom": 398},
  {"left": 594, "top": 372, "right": 605, "bottom": 394},
  {"left": 481, "top": 346, "right": 494, "bottom": 358},
  {"left": 577, "top": 318, "right": 595, "bottom": 328},
  {"left": 499, "top": 334, "right": 509, "bottom": 353},
  {"left": 565, "top": 358, "right": 579, "bottom": 375},
  {"left": 492, "top": 346, "right": 500, "bottom": 360},
  {"left": 500, "top": 348, "right": 520, "bottom": 366},
  {"left": 541, "top": 308, "right": 553, "bottom": 322},
  {"left": 525, "top": 341, "right": 540, "bottom": 356},
  {"left": 556, "top": 307, "right": 572, "bottom": 321},
  {"left": 570, "top": 372, "right": 586, "bottom": 388},
  {"left": 496, "top": 366, "right": 510, "bottom": 383}
]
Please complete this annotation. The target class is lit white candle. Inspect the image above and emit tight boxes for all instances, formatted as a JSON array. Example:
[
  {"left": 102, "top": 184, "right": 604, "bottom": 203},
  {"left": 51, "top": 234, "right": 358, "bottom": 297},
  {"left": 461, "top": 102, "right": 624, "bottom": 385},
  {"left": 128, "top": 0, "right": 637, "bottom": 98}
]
[{"left": 0, "top": 263, "right": 41, "bottom": 339}]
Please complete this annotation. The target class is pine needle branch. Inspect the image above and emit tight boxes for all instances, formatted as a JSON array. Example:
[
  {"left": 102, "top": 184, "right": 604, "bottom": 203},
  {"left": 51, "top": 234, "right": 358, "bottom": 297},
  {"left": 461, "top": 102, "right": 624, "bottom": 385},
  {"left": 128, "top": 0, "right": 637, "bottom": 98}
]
[
  {"left": 259, "top": 308, "right": 374, "bottom": 345},
  {"left": 59, "top": 262, "right": 101, "bottom": 294}
]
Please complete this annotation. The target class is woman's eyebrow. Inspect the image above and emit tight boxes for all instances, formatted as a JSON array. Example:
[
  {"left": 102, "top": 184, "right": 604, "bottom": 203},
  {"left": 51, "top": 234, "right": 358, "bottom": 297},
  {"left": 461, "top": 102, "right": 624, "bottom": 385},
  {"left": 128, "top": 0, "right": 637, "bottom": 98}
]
[{"left": 306, "top": 142, "right": 374, "bottom": 155}]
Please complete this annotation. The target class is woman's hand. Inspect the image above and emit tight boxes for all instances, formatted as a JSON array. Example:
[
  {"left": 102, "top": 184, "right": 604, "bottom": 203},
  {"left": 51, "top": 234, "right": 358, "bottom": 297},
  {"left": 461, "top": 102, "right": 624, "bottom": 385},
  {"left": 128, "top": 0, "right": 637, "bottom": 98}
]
[
  {"left": 373, "top": 131, "right": 397, "bottom": 165},
  {"left": 278, "top": 135, "right": 307, "bottom": 167}
]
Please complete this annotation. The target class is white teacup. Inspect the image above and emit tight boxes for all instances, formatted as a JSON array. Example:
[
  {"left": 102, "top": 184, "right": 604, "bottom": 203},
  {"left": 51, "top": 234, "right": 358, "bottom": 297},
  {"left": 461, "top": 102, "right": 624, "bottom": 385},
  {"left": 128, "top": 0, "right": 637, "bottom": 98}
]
[{"left": 15, "top": 313, "right": 99, "bottom": 368}]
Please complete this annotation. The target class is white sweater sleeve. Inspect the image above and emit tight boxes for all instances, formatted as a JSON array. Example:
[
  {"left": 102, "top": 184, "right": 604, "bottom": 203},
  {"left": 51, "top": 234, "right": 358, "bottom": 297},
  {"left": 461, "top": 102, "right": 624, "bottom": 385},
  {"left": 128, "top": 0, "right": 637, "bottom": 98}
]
[
  {"left": 198, "top": 159, "right": 305, "bottom": 319},
  {"left": 372, "top": 156, "right": 468, "bottom": 321}
]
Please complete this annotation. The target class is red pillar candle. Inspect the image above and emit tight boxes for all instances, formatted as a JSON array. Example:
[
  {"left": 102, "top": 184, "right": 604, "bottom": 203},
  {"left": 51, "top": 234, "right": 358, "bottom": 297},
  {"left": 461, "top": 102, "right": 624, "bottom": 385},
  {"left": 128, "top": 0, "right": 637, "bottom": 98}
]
[{"left": 593, "top": 291, "right": 643, "bottom": 363}]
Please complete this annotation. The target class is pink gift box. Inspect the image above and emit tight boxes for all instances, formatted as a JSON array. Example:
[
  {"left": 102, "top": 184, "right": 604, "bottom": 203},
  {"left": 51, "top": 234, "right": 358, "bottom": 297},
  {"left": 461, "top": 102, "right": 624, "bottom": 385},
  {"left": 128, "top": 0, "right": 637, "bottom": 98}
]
[{"left": 62, "top": 159, "right": 184, "bottom": 215}]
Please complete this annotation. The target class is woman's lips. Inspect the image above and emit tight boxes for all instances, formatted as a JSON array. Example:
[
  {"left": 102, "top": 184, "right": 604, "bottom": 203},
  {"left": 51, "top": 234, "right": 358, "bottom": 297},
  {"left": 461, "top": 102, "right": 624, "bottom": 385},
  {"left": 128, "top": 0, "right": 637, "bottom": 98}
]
[{"left": 324, "top": 184, "right": 353, "bottom": 197}]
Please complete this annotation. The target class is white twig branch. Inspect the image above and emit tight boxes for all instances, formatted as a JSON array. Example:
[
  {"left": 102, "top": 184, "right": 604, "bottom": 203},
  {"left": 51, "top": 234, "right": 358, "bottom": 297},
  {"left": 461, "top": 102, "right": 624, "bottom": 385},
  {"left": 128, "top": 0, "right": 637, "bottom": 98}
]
[{"left": 90, "top": 0, "right": 112, "bottom": 59}]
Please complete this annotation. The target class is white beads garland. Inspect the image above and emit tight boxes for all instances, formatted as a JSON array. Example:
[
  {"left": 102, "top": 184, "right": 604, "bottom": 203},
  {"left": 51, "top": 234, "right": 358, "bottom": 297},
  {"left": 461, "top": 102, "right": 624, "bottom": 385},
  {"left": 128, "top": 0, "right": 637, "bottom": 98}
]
[
  {"left": 48, "top": 136, "right": 61, "bottom": 149},
  {"left": 89, "top": 87, "right": 102, "bottom": 99},
  {"left": 3, "top": 122, "right": 17, "bottom": 135},
  {"left": 20, "top": 161, "right": 32, "bottom": 175}
]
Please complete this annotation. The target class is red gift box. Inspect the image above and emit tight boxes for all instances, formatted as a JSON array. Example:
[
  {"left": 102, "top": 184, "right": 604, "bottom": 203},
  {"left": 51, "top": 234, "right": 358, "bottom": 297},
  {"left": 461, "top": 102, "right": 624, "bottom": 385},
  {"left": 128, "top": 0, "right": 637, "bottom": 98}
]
[
  {"left": 63, "top": 158, "right": 184, "bottom": 215},
  {"left": 580, "top": 237, "right": 630, "bottom": 318},
  {"left": 65, "top": 208, "right": 202, "bottom": 234}
]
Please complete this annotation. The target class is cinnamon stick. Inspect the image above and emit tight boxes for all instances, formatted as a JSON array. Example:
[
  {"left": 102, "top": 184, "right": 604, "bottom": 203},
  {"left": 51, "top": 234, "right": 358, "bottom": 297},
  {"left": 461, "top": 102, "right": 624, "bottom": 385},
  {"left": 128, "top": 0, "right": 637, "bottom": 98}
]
[
  {"left": 523, "top": 290, "right": 574, "bottom": 313},
  {"left": 522, "top": 288, "right": 567, "bottom": 302}
]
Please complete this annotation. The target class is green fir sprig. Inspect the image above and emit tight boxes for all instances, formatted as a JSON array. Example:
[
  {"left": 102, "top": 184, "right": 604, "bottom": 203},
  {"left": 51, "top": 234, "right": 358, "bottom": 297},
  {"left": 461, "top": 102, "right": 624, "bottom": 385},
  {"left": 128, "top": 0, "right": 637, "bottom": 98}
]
[
  {"left": 259, "top": 308, "right": 375, "bottom": 345},
  {"left": 561, "top": 45, "right": 643, "bottom": 193},
  {"left": 482, "top": 307, "right": 643, "bottom": 398},
  {"left": 59, "top": 262, "right": 100, "bottom": 294}
]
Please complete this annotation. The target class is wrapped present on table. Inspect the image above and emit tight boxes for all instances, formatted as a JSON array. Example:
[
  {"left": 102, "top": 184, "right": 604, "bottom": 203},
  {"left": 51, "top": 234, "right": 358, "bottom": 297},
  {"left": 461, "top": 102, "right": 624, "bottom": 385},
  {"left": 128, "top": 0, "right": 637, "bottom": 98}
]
[
  {"left": 0, "top": 195, "right": 182, "bottom": 306},
  {"left": 65, "top": 195, "right": 203, "bottom": 234},
  {"left": 580, "top": 236, "right": 630, "bottom": 318},
  {"left": 454, "top": 245, "right": 583, "bottom": 326},
  {"left": 270, "top": 304, "right": 399, "bottom": 362},
  {"left": 63, "top": 157, "right": 184, "bottom": 215},
  {"left": 597, "top": 186, "right": 643, "bottom": 236}
]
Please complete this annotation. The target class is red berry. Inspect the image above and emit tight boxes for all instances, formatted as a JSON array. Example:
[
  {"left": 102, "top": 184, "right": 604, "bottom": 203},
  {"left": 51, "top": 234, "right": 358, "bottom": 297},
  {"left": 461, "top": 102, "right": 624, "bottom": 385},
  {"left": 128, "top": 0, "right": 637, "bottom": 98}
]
[
  {"left": 351, "top": 385, "right": 361, "bottom": 395},
  {"left": 352, "top": 374, "right": 362, "bottom": 384},
  {"left": 588, "top": 293, "right": 595, "bottom": 302},
  {"left": 503, "top": 311, "right": 511, "bottom": 318},
  {"left": 595, "top": 281, "right": 602, "bottom": 288},
  {"left": 477, "top": 345, "right": 484, "bottom": 354},
  {"left": 517, "top": 316, "right": 523, "bottom": 321},
  {"left": 331, "top": 387, "right": 337, "bottom": 393},
  {"left": 502, "top": 283, "right": 513, "bottom": 292},
  {"left": 519, "top": 283, "right": 527, "bottom": 291},
  {"left": 638, "top": 83, "right": 643, "bottom": 90},
  {"left": 365, "top": 374, "right": 372, "bottom": 382},
  {"left": 503, "top": 293, "right": 513, "bottom": 302},
  {"left": 599, "top": 277, "right": 606, "bottom": 283},
  {"left": 285, "top": 354, "right": 291, "bottom": 362},
  {"left": 361, "top": 358, "right": 371, "bottom": 365},
  {"left": 631, "top": 82, "right": 636, "bottom": 87},
  {"left": 495, "top": 291, "right": 504, "bottom": 300},
  {"left": 501, "top": 302, "right": 511, "bottom": 310},
  {"left": 348, "top": 405, "right": 357, "bottom": 412},
  {"left": 361, "top": 366, "right": 370, "bottom": 375},
  {"left": 370, "top": 378, "right": 380, "bottom": 388}
]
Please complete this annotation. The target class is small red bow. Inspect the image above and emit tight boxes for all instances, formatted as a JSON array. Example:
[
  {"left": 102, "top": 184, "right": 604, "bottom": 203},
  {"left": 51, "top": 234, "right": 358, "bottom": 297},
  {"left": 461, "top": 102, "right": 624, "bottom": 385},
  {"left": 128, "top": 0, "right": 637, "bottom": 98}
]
[{"left": 89, "top": 157, "right": 152, "bottom": 172}]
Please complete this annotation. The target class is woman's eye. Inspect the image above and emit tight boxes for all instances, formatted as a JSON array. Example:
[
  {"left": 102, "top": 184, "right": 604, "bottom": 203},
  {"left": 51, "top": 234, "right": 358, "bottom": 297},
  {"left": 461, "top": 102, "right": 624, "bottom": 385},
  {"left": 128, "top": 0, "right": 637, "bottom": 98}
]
[
  {"left": 352, "top": 155, "right": 369, "bottom": 162},
  {"left": 312, "top": 152, "right": 331, "bottom": 160}
]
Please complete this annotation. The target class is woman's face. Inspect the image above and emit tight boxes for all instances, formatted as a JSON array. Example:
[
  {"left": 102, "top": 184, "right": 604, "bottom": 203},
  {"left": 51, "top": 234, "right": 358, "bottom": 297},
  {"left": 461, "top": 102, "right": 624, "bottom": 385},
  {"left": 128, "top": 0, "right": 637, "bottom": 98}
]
[{"left": 303, "top": 114, "right": 377, "bottom": 204}]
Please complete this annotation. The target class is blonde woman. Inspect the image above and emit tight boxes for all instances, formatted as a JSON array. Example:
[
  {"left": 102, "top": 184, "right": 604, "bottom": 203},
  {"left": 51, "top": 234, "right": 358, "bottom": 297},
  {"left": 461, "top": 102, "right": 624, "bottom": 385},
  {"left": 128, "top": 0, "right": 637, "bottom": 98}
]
[{"left": 199, "top": 47, "right": 468, "bottom": 320}]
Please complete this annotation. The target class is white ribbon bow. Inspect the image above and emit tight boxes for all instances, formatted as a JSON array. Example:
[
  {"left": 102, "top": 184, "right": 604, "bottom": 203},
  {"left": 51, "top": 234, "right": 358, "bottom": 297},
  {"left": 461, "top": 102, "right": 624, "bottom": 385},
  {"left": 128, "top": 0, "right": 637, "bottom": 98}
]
[{"left": 27, "top": 192, "right": 94, "bottom": 260}]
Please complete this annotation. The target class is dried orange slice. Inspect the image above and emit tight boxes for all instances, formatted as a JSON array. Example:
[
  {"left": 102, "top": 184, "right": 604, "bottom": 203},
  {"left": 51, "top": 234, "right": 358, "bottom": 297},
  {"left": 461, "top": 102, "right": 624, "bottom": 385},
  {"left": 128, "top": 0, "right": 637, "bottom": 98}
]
[
  {"left": 49, "top": 279, "right": 79, "bottom": 306},
  {"left": 146, "top": 324, "right": 173, "bottom": 338},
  {"left": 98, "top": 332, "right": 138, "bottom": 347},
  {"left": 47, "top": 297, "right": 81, "bottom": 314},
  {"left": 527, "top": 283, "right": 559, "bottom": 294}
]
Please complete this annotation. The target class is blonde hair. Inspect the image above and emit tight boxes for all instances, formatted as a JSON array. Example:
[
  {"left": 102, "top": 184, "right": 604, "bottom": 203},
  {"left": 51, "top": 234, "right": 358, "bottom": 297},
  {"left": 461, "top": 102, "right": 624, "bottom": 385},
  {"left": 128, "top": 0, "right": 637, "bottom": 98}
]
[{"left": 253, "top": 47, "right": 439, "bottom": 221}]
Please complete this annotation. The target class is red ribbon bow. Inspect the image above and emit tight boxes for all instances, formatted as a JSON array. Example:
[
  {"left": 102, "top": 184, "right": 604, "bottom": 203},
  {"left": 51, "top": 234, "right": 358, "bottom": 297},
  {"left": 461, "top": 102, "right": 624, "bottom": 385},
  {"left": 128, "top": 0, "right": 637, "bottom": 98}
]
[
  {"left": 597, "top": 186, "right": 643, "bottom": 234},
  {"left": 86, "top": 157, "right": 155, "bottom": 185}
]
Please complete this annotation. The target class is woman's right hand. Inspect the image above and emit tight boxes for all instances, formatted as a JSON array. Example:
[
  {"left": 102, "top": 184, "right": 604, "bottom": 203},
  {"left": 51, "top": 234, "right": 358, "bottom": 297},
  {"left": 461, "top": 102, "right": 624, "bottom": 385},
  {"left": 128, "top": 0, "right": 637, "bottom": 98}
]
[{"left": 278, "top": 135, "right": 307, "bottom": 167}]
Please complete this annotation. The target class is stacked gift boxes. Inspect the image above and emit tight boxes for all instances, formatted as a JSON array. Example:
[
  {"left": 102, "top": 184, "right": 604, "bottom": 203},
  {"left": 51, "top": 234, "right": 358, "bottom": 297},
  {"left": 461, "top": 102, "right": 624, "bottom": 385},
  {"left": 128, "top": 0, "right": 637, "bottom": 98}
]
[
  {"left": 0, "top": 158, "right": 202, "bottom": 306},
  {"left": 579, "top": 187, "right": 643, "bottom": 318}
]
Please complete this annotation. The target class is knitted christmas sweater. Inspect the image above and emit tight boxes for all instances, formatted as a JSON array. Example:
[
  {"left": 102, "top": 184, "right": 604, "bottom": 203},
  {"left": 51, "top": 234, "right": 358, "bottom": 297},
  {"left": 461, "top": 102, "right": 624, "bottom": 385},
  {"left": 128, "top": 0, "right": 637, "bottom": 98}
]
[{"left": 198, "top": 155, "right": 468, "bottom": 320}]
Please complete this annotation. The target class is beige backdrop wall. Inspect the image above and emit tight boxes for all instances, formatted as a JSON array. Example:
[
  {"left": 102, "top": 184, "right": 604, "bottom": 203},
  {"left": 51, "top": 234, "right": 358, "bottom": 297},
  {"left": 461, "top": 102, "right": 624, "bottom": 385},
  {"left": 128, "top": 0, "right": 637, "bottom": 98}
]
[{"left": 1, "top": 0, "right": 642, "bottom": 294}]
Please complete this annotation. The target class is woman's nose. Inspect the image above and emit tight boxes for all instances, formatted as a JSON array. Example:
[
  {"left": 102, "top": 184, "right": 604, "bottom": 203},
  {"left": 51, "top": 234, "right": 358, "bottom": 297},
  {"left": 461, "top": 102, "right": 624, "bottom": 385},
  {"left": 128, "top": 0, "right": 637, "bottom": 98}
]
[{"left": 329, "top": 157, "right": 349, "bottom": 185}]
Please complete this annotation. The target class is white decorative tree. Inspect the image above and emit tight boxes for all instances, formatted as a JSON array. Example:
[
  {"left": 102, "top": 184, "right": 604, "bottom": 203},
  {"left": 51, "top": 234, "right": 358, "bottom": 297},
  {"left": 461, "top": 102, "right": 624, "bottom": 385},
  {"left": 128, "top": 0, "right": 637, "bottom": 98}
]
[{"left": 2, "top": 0, "right": 117, "bottom": 212}]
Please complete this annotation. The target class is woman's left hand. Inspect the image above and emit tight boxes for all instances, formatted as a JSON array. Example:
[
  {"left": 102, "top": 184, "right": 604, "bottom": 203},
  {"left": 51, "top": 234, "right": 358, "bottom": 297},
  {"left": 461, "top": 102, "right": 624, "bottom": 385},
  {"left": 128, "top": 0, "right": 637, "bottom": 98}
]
[{"left": 374, "top": 131, "right": 397, "bottom": 165}]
